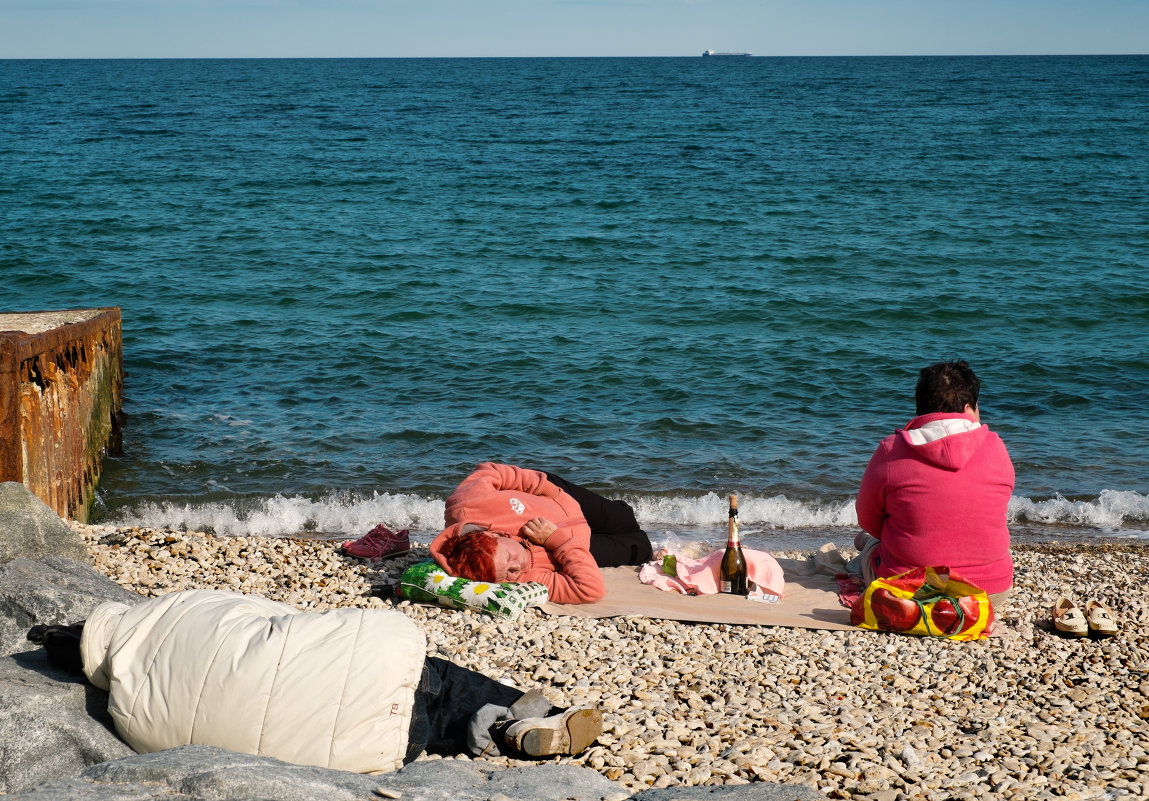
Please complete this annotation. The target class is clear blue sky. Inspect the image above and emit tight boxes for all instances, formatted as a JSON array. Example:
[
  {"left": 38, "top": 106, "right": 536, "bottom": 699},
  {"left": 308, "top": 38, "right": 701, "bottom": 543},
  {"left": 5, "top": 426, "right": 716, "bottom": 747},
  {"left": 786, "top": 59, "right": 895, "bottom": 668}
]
[{"left": 2, "top": 0, "right": 1146, "bottom": 59}]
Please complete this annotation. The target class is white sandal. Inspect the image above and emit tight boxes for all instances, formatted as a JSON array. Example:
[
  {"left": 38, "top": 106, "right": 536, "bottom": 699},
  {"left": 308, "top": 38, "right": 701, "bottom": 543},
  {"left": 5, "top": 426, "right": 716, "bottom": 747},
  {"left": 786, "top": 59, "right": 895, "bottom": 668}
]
[
  {"left": 1084, "top": 599, "right": 1118, "bottom": 638},
  {"left": 1052, "top": 597, "right": 1088, "bottom": 638}
]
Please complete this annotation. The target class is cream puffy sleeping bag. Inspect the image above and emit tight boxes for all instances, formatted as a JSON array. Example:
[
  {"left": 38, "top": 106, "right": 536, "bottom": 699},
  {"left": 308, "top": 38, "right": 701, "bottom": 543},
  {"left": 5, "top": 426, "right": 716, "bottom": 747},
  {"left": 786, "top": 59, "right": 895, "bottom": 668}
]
[{"left": 80, "top": 589, "right": 427, "bottom": 774}]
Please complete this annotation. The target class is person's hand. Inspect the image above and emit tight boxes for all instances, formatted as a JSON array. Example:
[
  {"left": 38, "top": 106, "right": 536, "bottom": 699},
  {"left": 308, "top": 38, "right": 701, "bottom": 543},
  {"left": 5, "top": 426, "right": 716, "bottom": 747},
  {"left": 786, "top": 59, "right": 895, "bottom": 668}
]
[{"left": 520, "top": 517, "right": 556, "bottom": 545}]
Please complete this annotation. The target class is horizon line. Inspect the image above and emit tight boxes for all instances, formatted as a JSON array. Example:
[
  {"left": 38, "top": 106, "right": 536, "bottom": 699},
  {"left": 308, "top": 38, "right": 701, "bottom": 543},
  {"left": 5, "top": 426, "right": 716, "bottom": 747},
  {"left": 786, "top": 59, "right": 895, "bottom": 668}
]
[{"left": 3, "top": 52, "right": 1147, "bottom": 61}]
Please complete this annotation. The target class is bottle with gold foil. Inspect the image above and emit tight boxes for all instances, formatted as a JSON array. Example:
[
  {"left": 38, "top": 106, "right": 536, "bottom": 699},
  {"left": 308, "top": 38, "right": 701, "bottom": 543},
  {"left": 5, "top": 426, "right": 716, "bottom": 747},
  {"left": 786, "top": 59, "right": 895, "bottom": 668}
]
[{"left": 719, "top": 494, "right": 748, "bottom": 595}]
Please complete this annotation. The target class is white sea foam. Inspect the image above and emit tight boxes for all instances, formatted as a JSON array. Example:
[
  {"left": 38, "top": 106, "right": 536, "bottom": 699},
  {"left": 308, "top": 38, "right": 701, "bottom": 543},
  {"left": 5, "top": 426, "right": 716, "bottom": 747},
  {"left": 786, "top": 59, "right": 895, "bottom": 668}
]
[
  {"left": 629, "top": 492, "right": 859, "bottom": 529},
  {"left": 110, "top": 492, "right": 446, "bottom": 539},
  {"left": 107, "top": 489, "right": 1149, "bottom": 539},
  {"left": 1008, "top": 489, "right": 1149, "bottom": 529}
]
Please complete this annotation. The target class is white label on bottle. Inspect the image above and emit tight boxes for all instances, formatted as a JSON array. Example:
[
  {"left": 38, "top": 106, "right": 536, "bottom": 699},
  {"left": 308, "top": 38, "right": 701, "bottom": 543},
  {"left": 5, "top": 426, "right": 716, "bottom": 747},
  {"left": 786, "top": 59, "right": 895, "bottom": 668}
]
[{"left": 720, "top": 581, "right": 732, "bottom": 593}]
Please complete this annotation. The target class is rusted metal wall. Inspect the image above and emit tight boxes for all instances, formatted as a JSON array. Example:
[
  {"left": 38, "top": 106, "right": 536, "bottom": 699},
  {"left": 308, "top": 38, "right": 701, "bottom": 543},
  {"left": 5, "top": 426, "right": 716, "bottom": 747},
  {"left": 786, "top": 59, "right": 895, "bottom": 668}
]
[{"left": 0, "top": 308, "right": 123, "bottom": 522}]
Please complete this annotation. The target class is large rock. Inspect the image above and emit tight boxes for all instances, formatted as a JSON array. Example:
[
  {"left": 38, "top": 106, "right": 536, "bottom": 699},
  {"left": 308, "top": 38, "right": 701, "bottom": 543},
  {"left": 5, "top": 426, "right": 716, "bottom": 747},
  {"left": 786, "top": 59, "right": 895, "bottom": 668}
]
[
  {"left": 0, "top": 651, "right": 133, "bottom": 794},
  {"left": 0, "top": 555, "right": 141, "bottom": 794},
  {"left": 0, "top": 482, "right": 88, "bottom": 564},
  {"left": 632, "top": 783, "right": 824, "bottom": 801},
  {"left": 0, "top": 556, "right": 140, "bottom": 657},
  {"left": 6, "top": 746, "right": 630, "bottom": 801}
]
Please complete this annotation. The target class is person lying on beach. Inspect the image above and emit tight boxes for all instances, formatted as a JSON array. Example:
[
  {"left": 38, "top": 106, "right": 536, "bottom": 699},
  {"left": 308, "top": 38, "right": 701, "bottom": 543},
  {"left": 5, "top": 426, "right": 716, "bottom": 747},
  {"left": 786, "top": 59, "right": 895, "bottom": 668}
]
[
  {"left": 29, "top": 589, "right": 603, "bottom": 774},
  {"left": 430, "top": 462, "right": 653, "bottom": 604},
  {"left": 851, "top": 360, "right": 1015, "bottom": 608}
]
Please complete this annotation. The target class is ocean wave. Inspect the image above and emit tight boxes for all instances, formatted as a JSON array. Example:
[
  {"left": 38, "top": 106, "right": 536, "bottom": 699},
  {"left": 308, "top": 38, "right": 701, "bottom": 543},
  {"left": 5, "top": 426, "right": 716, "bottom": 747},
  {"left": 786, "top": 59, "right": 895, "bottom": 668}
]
[
  {"left": 630, "top": 492, "right": 859, "bottom": 529},
  {"left": 105, "top": 489, "right": 1149, "bottom": 539},
  {"left": 108, "top": 492, "right": 445, "bottom": 539},
  {"left": 1008, "top": 490, "right": 1149, "bottom": 529}
]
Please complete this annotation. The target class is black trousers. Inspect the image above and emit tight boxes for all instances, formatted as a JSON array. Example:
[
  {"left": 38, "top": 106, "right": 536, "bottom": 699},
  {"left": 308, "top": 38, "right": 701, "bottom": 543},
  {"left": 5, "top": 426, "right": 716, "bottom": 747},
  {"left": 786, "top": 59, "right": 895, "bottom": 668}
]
[
  {"left": 405, "top": 656, "right": 524, "bottom": 762},
  {"left": 545, "top": 472, "right": 653, "bottom": 567}
]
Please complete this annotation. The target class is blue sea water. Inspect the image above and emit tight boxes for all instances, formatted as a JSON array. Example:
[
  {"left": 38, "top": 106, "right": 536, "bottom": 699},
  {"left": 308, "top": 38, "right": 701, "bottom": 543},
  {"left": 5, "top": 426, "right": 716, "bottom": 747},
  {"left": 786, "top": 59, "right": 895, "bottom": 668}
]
[{"left": 3, "top": 56, "right": 1148, "bottom": 548}]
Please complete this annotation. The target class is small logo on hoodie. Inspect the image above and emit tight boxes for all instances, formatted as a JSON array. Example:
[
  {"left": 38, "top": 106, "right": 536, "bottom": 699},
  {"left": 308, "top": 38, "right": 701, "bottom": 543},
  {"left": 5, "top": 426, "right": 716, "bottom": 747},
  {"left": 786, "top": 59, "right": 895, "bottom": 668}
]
[{"left": 509, "top": 497, "right": 525, "bottom": 515}]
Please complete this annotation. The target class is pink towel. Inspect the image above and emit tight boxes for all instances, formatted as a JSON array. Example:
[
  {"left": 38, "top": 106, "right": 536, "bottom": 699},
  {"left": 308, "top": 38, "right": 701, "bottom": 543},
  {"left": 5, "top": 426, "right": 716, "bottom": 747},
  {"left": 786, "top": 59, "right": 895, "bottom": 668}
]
[
  {"left": 835, "top": 573, "right": 866, "bottom": 609},
  {"left": 639, "top": 548, "right": 785, "bottom": 598}
]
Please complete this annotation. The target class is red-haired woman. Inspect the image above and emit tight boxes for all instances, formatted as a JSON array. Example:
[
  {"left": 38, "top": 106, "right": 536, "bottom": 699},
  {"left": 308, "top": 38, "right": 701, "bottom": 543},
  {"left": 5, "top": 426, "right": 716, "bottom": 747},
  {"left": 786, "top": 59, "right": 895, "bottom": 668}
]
[{"left": 429, "top": 463, "right": 652, "bottom": 604}]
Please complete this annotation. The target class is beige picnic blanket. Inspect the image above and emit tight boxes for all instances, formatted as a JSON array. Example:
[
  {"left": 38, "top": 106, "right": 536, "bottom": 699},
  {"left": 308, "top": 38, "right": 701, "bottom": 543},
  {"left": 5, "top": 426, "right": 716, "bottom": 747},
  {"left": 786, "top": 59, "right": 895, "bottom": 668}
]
[{"left": 541, "top": 556, "right": 857, "bottom": 631}]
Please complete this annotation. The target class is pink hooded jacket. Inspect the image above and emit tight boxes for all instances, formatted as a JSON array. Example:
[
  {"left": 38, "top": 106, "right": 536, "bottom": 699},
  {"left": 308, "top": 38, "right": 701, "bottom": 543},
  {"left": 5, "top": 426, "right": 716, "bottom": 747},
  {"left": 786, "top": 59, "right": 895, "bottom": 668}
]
[
  {"left": 429, "top": 463, "right": 606, "bottom": 604},
  {"left": 855, "top": 412, "right": 1015, "bottom": 594}
]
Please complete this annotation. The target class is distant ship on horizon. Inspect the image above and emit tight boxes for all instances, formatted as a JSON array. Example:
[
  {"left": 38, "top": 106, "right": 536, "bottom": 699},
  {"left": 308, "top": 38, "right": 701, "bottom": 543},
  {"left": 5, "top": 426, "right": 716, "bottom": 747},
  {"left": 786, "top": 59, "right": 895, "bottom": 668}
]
[{"left": 702, "top": 49, "right": 752, "bottom": 57}]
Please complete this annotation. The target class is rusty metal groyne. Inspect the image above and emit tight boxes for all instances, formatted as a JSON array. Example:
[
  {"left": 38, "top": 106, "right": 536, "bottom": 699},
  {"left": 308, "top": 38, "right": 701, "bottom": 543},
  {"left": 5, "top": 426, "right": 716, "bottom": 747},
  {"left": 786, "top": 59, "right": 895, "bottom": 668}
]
[{"left": 0, "top": 308, "right": 123, "bottom": 522}]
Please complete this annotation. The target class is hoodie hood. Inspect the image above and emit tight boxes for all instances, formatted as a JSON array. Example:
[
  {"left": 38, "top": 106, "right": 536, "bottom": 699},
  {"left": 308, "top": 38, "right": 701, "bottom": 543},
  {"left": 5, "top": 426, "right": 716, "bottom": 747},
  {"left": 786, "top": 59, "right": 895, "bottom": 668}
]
[
  {"left": 897, "top": 412, "right": 988, "bottom": 470},
  {"left": 80, "top": 600, "right": 132, "bottom": 691},
  {"left": 429, "top": 522, "right": 492, "bottom": 572}
]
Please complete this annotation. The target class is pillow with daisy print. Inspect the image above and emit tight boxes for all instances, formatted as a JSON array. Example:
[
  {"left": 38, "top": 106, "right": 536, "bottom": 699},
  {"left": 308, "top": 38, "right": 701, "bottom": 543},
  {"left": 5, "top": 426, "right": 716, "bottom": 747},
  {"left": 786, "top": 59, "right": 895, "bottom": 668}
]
[{"left": 398, "top": 561, "right": 549, "bottom": 620}]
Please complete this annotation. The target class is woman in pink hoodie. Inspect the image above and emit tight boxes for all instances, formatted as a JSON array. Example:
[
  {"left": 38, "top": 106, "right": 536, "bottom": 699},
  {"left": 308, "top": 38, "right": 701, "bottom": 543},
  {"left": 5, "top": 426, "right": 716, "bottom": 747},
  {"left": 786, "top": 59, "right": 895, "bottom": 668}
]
[
  {"left": 853, "top": 361, "right": 1015, "bottom": 602},
  {"left": 430, "top": 463, "right": 653, "bottom": 604}
]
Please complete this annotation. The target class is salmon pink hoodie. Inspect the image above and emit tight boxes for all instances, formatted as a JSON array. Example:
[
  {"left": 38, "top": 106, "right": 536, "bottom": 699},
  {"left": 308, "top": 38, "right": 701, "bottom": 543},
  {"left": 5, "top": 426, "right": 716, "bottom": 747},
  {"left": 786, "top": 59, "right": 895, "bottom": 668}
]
[
  {"left": 855, "top": 412, "right": 1015, "bottom": 594},
  {"left": 429, "top": 463, "right": 606, "bottom": 604}
]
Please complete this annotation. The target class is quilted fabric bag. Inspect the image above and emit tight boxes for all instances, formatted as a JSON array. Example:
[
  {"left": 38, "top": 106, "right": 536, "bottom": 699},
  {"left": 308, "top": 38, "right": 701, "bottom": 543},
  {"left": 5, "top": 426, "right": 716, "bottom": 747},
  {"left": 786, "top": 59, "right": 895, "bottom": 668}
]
[
  {"left": 398, "top": 561, "right": 549, "bottom": 621},
  {"left": 849, "top": 566, "right": 994, "bottom": 641}
]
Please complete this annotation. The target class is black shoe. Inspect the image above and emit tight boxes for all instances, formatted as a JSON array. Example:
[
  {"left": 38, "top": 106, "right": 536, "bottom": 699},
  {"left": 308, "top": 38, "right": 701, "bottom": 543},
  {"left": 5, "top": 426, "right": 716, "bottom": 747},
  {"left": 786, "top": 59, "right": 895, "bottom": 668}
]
[{"left": 27, "top": 622, "right": 86, "bottom": 676}]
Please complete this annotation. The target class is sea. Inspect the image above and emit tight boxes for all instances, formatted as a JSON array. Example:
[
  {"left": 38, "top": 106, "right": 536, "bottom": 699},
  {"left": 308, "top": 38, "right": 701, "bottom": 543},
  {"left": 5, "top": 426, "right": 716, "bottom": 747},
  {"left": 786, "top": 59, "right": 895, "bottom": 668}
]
[{"left": 3, "top": 56, "right": 1147, "bottom": 551}]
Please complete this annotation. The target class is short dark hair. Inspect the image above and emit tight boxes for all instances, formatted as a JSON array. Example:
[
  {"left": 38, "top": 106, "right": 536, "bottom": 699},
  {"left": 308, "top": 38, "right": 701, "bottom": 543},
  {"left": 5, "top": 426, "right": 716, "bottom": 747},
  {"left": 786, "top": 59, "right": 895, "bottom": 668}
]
[{"left": 915, "top": 360, "right": 981, "bottom": 416}]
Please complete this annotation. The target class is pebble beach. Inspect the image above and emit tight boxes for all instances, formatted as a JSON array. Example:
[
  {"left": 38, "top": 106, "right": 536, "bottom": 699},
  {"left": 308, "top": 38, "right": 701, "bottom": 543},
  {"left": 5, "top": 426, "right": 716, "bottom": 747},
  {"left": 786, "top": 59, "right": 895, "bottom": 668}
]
[{"left": 74, "top": 523, "right": 1149, "bottom": 801}]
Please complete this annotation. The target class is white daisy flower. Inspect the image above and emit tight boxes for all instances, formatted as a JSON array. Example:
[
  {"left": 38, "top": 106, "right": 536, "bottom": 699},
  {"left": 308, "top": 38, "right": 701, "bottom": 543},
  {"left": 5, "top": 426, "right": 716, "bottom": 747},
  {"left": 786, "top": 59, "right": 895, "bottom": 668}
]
[
  {"left": 459, "top": 581, "right": 496, "bottom": 606},
  {"left": 424, "top": 570, "right": 457, "bottom": 594}
]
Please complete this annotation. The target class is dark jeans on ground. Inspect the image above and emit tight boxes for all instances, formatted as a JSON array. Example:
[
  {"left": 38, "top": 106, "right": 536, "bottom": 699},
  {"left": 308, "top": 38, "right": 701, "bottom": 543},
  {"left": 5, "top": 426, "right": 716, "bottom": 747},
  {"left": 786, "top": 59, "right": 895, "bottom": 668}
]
[
  {"left": 405, "top": 656, "right": 524, "bottom": 763},
  {"left": 545, "top": 472, "right": 653, "bottom": 567}
]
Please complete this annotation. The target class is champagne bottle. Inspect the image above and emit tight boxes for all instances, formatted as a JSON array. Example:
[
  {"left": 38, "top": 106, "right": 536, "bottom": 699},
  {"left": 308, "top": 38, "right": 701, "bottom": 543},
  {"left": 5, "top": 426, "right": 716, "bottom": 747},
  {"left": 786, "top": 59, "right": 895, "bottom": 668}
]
[{"left": 720, "top": 494, "right": 748, "bottom": 595}]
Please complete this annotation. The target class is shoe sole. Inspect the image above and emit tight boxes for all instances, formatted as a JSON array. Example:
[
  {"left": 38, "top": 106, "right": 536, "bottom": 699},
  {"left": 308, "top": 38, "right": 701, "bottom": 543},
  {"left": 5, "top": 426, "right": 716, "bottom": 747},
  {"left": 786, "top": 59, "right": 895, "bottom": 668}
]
[
  {"left": 520, "top": 708, "right": 602, "bottom": 757},
  {"left": 1053, "top": 625, "right": 1088, "bottom": 638}
]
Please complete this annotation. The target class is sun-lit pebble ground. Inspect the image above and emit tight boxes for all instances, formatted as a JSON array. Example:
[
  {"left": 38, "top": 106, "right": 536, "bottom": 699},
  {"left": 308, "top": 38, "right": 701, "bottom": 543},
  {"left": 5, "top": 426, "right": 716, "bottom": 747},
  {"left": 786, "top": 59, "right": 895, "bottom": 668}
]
[{"left": 73, "top": 523, "right": 1149, "bottom": 801}]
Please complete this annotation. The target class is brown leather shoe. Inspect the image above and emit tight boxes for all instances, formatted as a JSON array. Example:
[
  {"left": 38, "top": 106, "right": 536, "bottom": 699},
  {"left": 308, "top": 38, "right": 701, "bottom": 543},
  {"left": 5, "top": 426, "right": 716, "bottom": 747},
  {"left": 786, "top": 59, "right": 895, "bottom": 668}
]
[{"left": 503, "top": 707, "right": 603, "bottom": 757}]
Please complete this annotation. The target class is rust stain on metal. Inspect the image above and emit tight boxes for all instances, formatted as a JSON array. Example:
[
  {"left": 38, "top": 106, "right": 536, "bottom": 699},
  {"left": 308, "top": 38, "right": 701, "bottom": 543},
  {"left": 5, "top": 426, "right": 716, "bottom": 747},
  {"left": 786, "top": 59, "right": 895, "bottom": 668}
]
[{"left": 0, "top": 307, "right": 123, "bottom": 522}]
